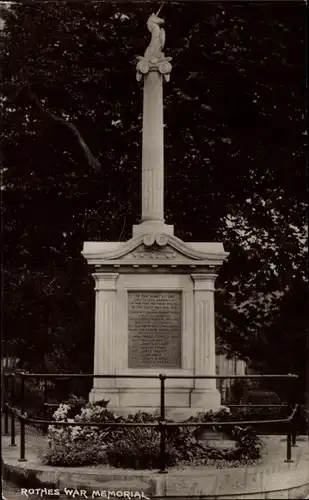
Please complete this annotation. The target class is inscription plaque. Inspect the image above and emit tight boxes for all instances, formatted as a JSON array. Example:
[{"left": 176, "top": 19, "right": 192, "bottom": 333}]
[{"left": 128, "top": 291, "right": 182, "bottom": 369}]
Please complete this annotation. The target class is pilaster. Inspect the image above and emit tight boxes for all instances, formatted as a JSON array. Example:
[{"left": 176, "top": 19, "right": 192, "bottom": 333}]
[
  {"left": 92, "top": 273, "right": 119, "bottom": 391},
  {"left": 190, "top": 273, "right": 221, "bottom": 408}
]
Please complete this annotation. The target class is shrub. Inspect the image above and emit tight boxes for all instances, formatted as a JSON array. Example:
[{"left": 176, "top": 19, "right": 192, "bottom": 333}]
[
  {"left": 294, "top": 405, "right": 309, "bottom": 434},
  {"left": 43, "top": 402, "right": 263, "bottom": 468},
  {"left": 229, "top": 404, "right": 309, "bottom": 435},
  {"left": 105, "top": 412, "right": 217, "bottom": 469},
  {"left": 65, "top": 394, "right": 88, "bottom": 419},
  {"left": 43, "top": 399, "right": 127, "bottom": 466},
  {"left": 246, "top": 389, "right": 282, "bottom": 405},
  {"left": 3, "top": 372, "right": 46, "bottom": 410},
  {"left": 106, "top": 427, "right": 179, "bottom": 469},
  {"left": 43, "top": 434, "right": 107, "bottom": 466}
]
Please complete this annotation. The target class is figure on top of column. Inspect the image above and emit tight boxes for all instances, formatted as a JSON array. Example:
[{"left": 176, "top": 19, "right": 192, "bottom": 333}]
[{"left": 136, "top": 8, "right": 172, "bottom": 83}]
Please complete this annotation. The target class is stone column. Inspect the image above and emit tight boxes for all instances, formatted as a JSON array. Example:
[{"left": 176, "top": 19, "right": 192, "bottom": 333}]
[
  {"left": 141, "top": 70, "right": 164, "bottom": 222},
  {"left": 133, "top": 55, "right": 173, "bottom": 237},
  {"left": 91, "top": 273, "right": 119, "bottom": 395},
  {"left": 190, "top": 273, "right": 221, "bottom": 409}
]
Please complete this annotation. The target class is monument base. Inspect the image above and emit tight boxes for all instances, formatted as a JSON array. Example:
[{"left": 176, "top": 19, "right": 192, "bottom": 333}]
[{"left": 89, "top": 387, "right": 222, "bottom": 420}]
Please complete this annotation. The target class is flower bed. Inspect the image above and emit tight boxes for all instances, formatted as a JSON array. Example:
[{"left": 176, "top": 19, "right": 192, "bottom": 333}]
[{"left": 42, "top": 397, "right": 263, "bottom": 469}]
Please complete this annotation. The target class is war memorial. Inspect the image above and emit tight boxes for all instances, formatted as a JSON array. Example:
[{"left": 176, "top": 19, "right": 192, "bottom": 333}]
[{"left": 82, "top": 9, "right": 229, "bottom": 418}]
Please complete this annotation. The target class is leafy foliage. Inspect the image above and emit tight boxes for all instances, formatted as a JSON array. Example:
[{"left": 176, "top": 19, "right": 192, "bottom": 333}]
[
  {"left": 43, "top": 438, "right": 107, "bottom": 467},
  {"left": 1, "top": 2, "right": 307, "bottom": 390},
  {"left": 44, "top": 403, "right": 262, "bottom": 468}
]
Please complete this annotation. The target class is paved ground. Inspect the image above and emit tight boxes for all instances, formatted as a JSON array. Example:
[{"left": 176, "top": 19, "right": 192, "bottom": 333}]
[
  {"left": 2, "top": 419, "right": 309, "bottom": 499},
  {"left": 2, "top": 421, "right": 58, "bottom": 500},
  {"left": 2, "top": 479, "right": 46, "bottom": 500}
]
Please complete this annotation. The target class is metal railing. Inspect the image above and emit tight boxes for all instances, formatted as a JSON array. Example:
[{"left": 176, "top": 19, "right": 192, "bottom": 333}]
[{"left": 2, "top": 372, "right": 300, "bottom": 473}]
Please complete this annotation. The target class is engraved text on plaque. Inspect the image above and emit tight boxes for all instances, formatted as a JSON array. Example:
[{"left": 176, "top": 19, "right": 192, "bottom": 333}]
[{"left": 128, "top": 291, "right": 182, "bottom": 368}]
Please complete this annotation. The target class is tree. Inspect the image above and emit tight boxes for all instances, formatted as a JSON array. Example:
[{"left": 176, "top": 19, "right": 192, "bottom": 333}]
[{"left": 1, "top": 2, "right": 307, "bottom": 390}]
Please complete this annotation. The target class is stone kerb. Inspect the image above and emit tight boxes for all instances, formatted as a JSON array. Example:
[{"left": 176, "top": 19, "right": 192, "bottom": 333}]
[{"left": 2, "top": 435, "right": 309, "bottom": 499}]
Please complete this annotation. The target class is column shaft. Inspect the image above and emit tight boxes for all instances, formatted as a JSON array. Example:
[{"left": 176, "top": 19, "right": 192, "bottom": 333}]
[{"left": 141, "top": 71, "right": 164, "bottom": 222}]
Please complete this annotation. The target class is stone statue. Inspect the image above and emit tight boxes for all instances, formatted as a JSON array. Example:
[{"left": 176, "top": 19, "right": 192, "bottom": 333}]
[
  {"left": 136, "top": 9, "right": 172, "bottom": 82},
  {"left": 144, "top": 13, "right": 165, "bottom": 61}
]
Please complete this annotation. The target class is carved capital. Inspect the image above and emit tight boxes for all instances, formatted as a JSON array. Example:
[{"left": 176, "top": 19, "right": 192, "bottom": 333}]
[
  {"left": 191, "top": 273, "right": 217, "bottom": 291},
  {"left": 92, "top": 273, "right": 119, "bottom": 291},
  {"left": 136, "top": 55, "right": 172, "bottom": 81}
]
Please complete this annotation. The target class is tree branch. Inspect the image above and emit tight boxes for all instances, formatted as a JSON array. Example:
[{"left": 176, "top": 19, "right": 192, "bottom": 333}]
[{"left": 26, "top": 84, "right": 102, "bottom": 172}]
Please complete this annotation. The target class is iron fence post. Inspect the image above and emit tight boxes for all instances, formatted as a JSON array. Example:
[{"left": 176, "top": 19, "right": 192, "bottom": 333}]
[
  {"left": 4, "top": 375, "right": 9, "bottom": 435},
  {"left": 159, "top": 374, "right": 166, "bottom": 422},
  {"left": 43, "top": 378, "right": 48, "bottom": 432},
  {"left": 11, "top": 373, "right": 15, "bottom": 402},
  {"left": 291, "top": 380, "right": 298, "bottom": 447},
  {"left": 285, "top": 381, "right": 295, "bottom": 462},
  {"left": 19, "top": 418, "right": 27, "bottom": 462},
  {"left": 9, "top": 374, "right": 16, "bottom": 446},
  {"left": 292, "top": 405, "right": 298, "bottom": 447},
  {"left": 4, "top": 401, "right": 9, "bottom": 435},
  {"left": 158, "top": 420, "right": 167, "bottom": 474},
  {"left": 21, "top": 373, "right": 25, "bottom": 415},
  {"left": 158, "top": 374, "right": 167, "bottom": 474},
  {"left": 10, "top": 411, "right": 16, "bottom": 447},
  {"left": 285, "top": 432, "right": 293, "bottom": 462}
]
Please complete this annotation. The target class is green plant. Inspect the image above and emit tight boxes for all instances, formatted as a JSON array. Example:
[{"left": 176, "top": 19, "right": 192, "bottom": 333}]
[
  {"left": 43, "top": 403, "right": 263, "bottom": 468},
  {"left": 43, "top": 399, "right": 127, "bottom": 466},
  {"left": 294, "top": 404, "right": 309, "bottom": 434},
  {"left": 42, "top": 438, "right": 107, "bottom": 466},
  {"left": 65, "top": 394, "right": 88, "bottom": 419},
  {"left": 106, "top": 427, "right": 178, "bottom": 469},
  {"left": 246, "top": 389, "right": 282, "bottom": 405},
  {"left": 228, "top": 405, "right": 292, "bottom": 435}
]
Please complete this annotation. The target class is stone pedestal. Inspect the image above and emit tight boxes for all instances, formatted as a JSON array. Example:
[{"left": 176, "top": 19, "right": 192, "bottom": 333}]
[{"left": 83, "top": 233, "right": 228, "bottom": 418}]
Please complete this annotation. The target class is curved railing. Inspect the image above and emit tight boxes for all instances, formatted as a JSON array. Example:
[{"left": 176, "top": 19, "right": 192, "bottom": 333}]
[{"left": 2, "top": 372, "right": 301, "bottom": 473}]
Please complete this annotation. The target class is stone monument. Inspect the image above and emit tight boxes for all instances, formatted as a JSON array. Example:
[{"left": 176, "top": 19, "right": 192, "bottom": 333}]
[{"left": 82, "top": 11, "right": 229, "bottom": 418}]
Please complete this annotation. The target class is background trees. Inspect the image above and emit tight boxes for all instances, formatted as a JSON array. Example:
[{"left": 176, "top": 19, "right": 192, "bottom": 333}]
[{"left": 1, "top": 2, "right": 307, "bottom": 397}]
